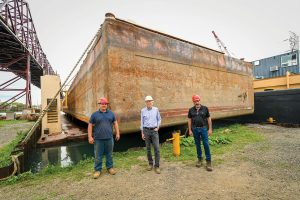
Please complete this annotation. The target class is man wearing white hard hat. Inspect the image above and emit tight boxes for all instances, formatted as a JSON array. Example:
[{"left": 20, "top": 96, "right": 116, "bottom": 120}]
[{"left": 141, "top": 95, "right": 162, "bottom": 174}]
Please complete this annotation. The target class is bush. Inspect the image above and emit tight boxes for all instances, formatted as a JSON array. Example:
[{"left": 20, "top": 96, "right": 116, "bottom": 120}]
[
  {"left": 179, "top": 130, "right": 233, "bottom": 147},
  {"left": 209, "top": 135, "right": 232, "bottom": 145}
]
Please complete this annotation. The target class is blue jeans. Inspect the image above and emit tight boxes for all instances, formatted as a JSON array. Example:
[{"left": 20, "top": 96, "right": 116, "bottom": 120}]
[
  {"left": 192, "top": 127, "right": 211, "bottom": 161},
  {"left": 94, "top": 138, "right": 114, "bottom": 171},
  {"left": 144, "top": 128, "right": 160, "bottom": 167}
]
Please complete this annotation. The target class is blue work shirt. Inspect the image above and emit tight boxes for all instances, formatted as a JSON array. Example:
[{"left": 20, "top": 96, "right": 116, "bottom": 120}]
[
  {"left": 140, "top": 106, "right": 162, "bottom": 130},
  {"left": 89, "top": 109, "right": 116, "bottom": 139}
]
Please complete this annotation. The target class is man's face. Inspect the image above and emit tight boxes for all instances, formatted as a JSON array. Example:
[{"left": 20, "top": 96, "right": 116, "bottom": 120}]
[
  {"left": 145, "top": 100, "right": 153, "bottom": 108},
  {"left": 193, "top": 99, "right": 200, "bottom": 107},
  {"left": 98, "top": 102, "right": 108, "bottom": 111}
]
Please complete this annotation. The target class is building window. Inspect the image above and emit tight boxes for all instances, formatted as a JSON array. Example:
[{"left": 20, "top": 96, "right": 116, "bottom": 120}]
[
  {"left": 281, "top": 53, "right": 297, "bottom": 67},
  {"left": 254, "top": 60, "right": 260, "bottom": 66},
  {"left": 255, "top": 75, "right": 264, "bottom": 79},
  {"left": 270, "top": 66, "right": 279, "bottom": 71}
]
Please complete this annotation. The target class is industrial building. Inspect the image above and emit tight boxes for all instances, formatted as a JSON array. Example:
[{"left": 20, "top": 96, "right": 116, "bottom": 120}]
[{"left": 253, "top": 50, "right": 299, "bottom": 79}]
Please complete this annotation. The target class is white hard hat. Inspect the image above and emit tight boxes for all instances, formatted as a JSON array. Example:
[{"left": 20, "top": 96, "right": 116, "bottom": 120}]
[{"left": 145, "top": 95, "right": 154, "bottom": 101}]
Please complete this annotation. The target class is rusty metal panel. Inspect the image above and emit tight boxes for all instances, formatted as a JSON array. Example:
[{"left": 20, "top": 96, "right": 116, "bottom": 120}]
[{"left": 64, "top": 15, "right": 254, "bottom": 134}]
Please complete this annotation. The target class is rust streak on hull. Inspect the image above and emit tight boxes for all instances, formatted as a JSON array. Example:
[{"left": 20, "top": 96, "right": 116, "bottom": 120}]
[{"left": 64, "top": 14, "right": 254, "bottom": 134}]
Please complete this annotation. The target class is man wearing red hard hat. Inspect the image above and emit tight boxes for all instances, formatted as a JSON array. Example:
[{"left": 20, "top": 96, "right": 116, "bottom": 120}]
[
  {"left": 188, "top": 95, "right": 213, "bottom": 171},
  {"left": 88, "top": 97, "right": 120, "bottom": 179}
]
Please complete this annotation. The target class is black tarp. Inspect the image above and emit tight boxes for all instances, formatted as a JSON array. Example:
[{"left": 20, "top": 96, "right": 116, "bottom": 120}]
[{"left": 225, "top": 89, "right": 300, "bottom": 124}]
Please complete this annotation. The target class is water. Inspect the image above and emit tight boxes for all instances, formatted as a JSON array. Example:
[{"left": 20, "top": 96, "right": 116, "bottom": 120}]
[
  {"left": 27, "top": 132, "right": 148, "bottom": 173},
  {"left": 25, "top": 117, "right": 237, "bottom": 173},
  {"left": 28, "top": 141, "right": 94, "bottom": 173},
  {"left": 26, "top": 124, "right": 188, "bottom": 173}
]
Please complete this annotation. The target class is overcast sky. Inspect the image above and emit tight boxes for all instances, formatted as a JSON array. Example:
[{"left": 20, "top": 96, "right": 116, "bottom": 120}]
[{"left": 1, "top": 0, "right": 299, "bottom": 105}]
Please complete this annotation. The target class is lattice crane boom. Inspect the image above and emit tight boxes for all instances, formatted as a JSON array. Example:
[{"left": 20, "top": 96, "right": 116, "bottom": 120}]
[{"left": 212, "top": 30, "right": 232, "bottom": 57}]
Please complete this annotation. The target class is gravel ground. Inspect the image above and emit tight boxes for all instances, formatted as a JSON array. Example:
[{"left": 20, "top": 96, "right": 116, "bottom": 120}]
[{"left": 0, "top": 124, "right": 299, "bottom": 200}]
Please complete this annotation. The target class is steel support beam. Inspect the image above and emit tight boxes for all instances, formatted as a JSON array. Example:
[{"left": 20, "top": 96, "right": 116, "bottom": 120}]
[
  {"left": 0, "top": 75, "right": 21, "bottom": 88},
  {"left": 1, "top": 4, "right": 58, "bottom": 91},
  {"left": 25, "top": 53, "right": 31, "bottom": 108},
  {"left": 0, "top": 88, "right": 24, "bottom": 91},
  {"left": 0, "top": 0, "right": 9, "bottom": 11},
  {"left": 0, "top": 90, "right": 25, "bottom": 109},
  {"left": 0, "top": 68, "right": 26, "bottom": 74},
  {"left": 0, "top": 54, "right": 31, "bottom": 108},
  {"left": 0, "top": 54, "right": 26, "bottom": 68}
]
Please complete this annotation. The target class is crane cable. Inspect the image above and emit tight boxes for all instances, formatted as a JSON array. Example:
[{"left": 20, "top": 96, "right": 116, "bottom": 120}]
[
  {"left": 0, "top": 27, "right": 102, "bottom": 181},
  {"left": 23, "top": 26, "right": 102, "bottom": 144}
]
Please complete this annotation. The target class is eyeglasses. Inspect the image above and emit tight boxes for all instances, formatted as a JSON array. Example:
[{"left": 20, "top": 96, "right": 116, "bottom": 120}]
[
  {"left": 193, "top": 100, "right": 200, "bottom": 103},
  {"left": 98, "top": 103, "right": 108, "bottom": 105}
]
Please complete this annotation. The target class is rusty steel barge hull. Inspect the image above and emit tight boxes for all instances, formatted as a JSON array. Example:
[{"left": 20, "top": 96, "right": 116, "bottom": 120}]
[{"left": 64, "top": 13, "right": 254, "bottom": 134}]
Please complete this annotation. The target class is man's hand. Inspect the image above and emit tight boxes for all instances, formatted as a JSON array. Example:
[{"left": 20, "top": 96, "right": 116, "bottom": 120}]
[
  {"left": 141, "top": 132, "right": 145, "bottom": 140},
  {"left": 88, "top": 136, "right": 94, "bottom": 144},
  {"left": 88, "top": 123, "right": 94, "bottom": 144},
  {"left": 189, "top": 130, "right": 193, "bottom": 136},
  {"left": 208, "top": 129, "right": 212, "bottom": 136},
  {"left": 154, "top": 127, "right": 159, "bottom": 132},
  {"left": 115, "top": 133, "right": 120, "bottom": 141}
]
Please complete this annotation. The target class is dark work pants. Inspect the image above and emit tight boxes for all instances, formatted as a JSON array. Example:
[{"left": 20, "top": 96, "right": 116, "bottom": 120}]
[{"left": 144, "top": 128, "right": 160, "bottom": 167}]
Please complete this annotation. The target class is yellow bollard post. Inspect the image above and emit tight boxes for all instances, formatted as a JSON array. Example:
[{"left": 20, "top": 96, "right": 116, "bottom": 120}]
[
  {"left": 167, "top": 130, "right": 185, "bottom": 157},
  {"left": 172, "top": 131, "right": 180, "bottom": 156}
]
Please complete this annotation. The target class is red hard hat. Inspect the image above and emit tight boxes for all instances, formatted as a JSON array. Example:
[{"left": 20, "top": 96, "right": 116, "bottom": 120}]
[
  {"left": 98, "top": 97, "right": 109, "bottom": 104},
  {"left": 192, "top": 95, "right": 200, "bottom": 102}
]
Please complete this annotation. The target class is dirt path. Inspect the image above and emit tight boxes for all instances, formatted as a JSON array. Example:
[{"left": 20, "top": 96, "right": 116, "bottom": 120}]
[
  {"left": 0, "top": 121, "right": 34, "bottom": 148},
  {"left": 0, "top": 124, "right": 299, "bottom": 200}
]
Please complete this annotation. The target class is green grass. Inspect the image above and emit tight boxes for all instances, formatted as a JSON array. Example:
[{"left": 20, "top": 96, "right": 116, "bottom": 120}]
[
  {"left": 0, "top": 120, "right": 31, "bottom": 168},
  {"left": 0, "top": 131, "right": 26, "bottom": 167},
  {"left": 0, "top": 120, "right": 28, "bottom": 127},
  {"left": 114, "top": 149, "right": 146, "bottom": 169},
  {"left": 160, "top": 124, "right": 264, "bottom": 163},
  {"left": 0, "top": 131, "right": 27, "bottom": 168},
  {"left": 210, "top": 124, "right": 264, "bottom": 155},
  {"left": 0, "top": 124, "right": 264, "bottom": 186},
  {"left": 0, "top": 157, "right": 94, "bottom": 185}
]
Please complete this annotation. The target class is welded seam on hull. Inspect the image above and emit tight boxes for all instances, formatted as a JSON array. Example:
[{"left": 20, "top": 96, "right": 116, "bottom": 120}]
[
  {"left": 114, "top": 17, "right": 223, "bottom": 54},
  {"left": 135, "top": 54, "right": 251, "bottom": 77}
]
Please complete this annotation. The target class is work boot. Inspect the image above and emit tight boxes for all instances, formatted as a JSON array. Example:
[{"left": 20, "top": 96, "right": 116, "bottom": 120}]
[
  {"left": 206, "top": 161, "right": 213, "bottom": 172},
  {"left": 147, "top": 165, "right": 153, "bottom": 171},
  {"left": 93, "top": 171, "right": 101, "bottom": 179},
  {"left": 154, "top": 167, "right": 161, "bottom": 174},
  {"left": 196, "top": 158, "right": 203, "bottom": 168},
  {"left": 108, "top": 168, "right": 117, "bottom": 175}
]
